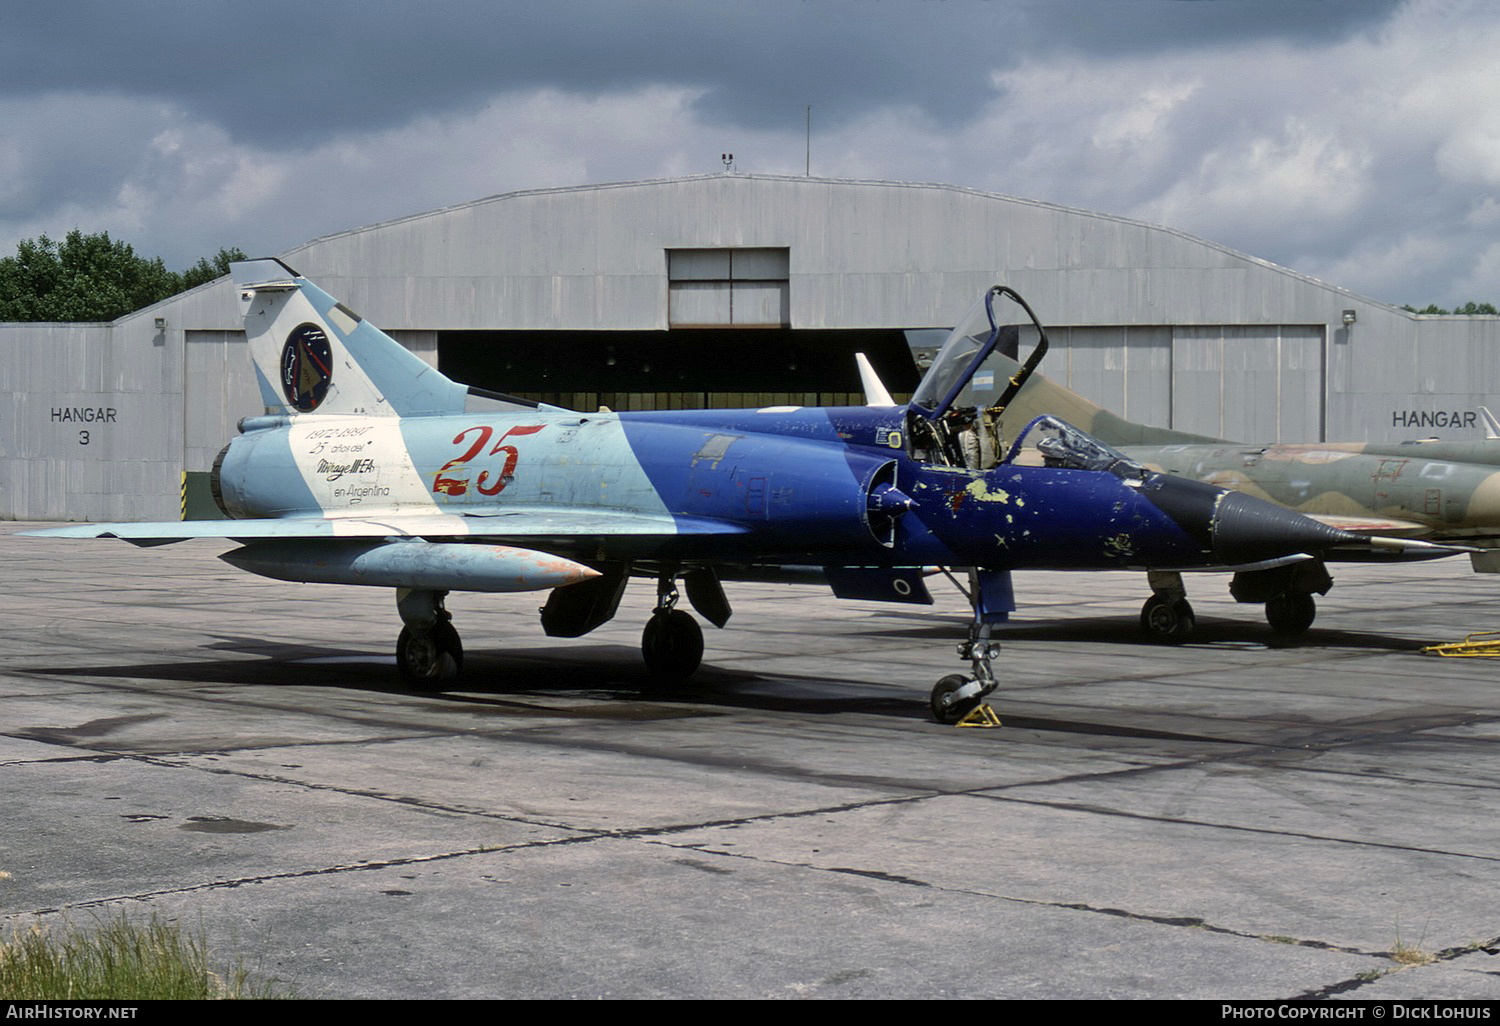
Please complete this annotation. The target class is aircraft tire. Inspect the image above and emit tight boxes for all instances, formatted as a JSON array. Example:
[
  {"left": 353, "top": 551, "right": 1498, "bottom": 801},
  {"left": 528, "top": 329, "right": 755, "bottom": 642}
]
[
  {"left": 930, "top": 675, "right": 979, "bottom": 725},
  {"left": 642, "top": 610, "right": 703, "bottom": 684},
  {"left": 397, "top": 622, "right": 463, "bottom": 690},
  {"left": 1265, "top": 593, "right": 1316, "bottom": 636},
  {"left": 1140, "top": 595, "right": 1195, "bottom": 643}
]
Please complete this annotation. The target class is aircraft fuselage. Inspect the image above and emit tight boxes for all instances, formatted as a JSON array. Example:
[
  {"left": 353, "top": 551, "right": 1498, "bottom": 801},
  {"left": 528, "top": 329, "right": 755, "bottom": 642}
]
[
  {"left": 214, "top": 403, "right": 1229, "bottom": 572},
  {"left": 1124, "top": 442, "right": 1500, "bottom": 540}
]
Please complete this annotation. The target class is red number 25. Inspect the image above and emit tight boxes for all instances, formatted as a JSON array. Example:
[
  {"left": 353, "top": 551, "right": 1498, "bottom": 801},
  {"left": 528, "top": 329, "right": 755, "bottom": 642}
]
[{"left": 432, "top": 424, "right": 545, "bottom": 497}]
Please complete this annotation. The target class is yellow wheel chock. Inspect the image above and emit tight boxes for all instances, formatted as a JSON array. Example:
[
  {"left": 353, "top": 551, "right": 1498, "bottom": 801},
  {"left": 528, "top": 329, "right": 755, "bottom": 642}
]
[
  {"left": 956, "top": 703, "right": 1003, "bottom": 728},
  {"left": 1421, "top": 632, "right": 1500, "bottom": 657}
]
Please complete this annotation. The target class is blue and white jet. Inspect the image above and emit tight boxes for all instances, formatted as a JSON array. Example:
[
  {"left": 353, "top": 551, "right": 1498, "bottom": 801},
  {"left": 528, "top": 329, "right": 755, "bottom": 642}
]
[{"left": 29, "top": 261, "right": 1405, "bottom": 722}]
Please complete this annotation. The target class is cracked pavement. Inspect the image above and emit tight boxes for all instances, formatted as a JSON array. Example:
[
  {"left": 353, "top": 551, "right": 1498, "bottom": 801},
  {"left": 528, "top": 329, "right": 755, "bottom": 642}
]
[{"left": 2, "top": 524, "right": 1498, "bottom": 998}]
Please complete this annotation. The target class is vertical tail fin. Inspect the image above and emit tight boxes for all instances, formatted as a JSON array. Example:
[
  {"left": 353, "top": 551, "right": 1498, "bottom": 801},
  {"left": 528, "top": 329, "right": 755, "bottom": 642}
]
[
  {"left": 1481, "top": 406, "right": 1500, "bottom": 440},
  {"left": 854, "top": 353, "right": 897, "bottom": 407},
  {"left": 231, "top": 259, "right": 467, "bottom": 418}
]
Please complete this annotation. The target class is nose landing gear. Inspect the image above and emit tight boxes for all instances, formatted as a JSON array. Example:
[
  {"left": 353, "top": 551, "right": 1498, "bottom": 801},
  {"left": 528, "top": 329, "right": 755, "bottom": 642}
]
[
  {"left": 930, "top": 569, "right": 1010, "bottom": 725},
  {"left": 930, "top": 620, "right": 1002, "bottom": 725}
]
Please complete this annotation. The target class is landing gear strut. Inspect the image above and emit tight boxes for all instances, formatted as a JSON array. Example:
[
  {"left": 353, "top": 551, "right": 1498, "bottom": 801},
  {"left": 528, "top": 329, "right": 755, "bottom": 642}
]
[
  {"left": 930, "top": 569, "right": 1009, "bottom": 725},
  {"left": 930, "top": 621, "right": 1001, "bottom": 724},
  {"left": 641, "top": 575, "right": 703, "bottom": 684},
  {"left": 395, "top": 589, "right": 463, "bottom": 689}
]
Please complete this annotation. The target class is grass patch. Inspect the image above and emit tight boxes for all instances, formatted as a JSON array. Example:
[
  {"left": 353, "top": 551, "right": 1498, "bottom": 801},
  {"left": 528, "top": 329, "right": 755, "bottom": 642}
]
[
  {"left": 1390, "top": 921, "right": 1436, "bottom": 967},
  {"left": 1390, "top": 940, "right": 1437, "bottom": 967},
  {"left": 0, "top": 914, "right": 291, "bottom": 1000}
]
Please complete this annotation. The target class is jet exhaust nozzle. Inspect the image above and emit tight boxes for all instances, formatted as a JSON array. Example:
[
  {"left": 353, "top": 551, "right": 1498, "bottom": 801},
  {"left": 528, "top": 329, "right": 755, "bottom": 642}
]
[{"left": 221, "top": 540, "right": 602, "bottom": 592}]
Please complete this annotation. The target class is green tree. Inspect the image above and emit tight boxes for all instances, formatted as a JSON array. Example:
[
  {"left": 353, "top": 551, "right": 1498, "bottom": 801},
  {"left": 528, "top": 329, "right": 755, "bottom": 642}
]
[
  {"left": 0, "top": 231, "right": 245, "bottom": 322},
  {"left": 180, "top": 247, "right": 249, "bottom": 291},
  {"left": 1401, "top": 301, "right": 1498, "bottom": 315}
]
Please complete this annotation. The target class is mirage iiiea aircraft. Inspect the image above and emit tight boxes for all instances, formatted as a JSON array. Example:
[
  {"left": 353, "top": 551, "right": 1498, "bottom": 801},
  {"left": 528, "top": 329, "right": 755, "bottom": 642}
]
[{"left": 25, "top": 261, "right": 1432, "bottom": 723}]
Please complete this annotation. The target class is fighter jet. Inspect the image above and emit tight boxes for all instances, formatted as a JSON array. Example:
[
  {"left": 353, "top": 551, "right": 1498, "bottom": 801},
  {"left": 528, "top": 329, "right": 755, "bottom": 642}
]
[
  {"left": 967, "top": 347, "right": 1488, "bottom": 641},
  {"left": 25, "top": 263, "right": 1416, "bottom": 722}
]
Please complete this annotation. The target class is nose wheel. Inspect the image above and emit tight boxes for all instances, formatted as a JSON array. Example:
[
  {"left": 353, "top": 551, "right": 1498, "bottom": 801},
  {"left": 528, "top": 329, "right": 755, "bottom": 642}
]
[
  {"left": 930, "top": 620, "right": 1001, "bottom": 725},
  {"left": 930, "top": 569, "right": 1008, "bottom": 725},
  {"left": 930, "top": 674, "right": 981, "bottom": 724}
]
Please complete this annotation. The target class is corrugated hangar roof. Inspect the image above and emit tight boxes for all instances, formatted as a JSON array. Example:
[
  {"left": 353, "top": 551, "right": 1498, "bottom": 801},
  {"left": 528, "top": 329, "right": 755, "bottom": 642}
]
[{"left": 149, "top": 173, "right": 1394, "bottom": 335}]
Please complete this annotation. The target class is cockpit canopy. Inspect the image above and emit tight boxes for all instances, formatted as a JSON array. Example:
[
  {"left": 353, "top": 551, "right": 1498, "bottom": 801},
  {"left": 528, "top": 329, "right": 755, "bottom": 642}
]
[
  {"left": 1004, "top": 414, "right": 1147, "bottom": 481},
  {"left": 906, "top": 285, "right": 1147, "bottom": 481},
  {"left": 910, "top": 286, "right": 1040, "bottom": 420}
]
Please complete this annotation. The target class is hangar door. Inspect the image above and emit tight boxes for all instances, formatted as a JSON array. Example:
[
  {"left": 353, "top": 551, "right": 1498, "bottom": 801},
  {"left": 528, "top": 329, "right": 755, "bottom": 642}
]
[
  {"left": 1035, "top": 325, "right": 1326, "bottom": 443},
  {"left": 1044, "top": 326, "right": 1172, "bottom": 427},
  {"left": 1171, "top": 326, "right": 1325, "bottom": 442}
]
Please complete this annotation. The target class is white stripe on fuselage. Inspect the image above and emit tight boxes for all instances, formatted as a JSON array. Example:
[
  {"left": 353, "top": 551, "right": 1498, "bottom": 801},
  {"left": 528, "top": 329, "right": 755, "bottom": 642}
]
[{"left": 289, "top": 417, "right": 438, "bottom": 515}]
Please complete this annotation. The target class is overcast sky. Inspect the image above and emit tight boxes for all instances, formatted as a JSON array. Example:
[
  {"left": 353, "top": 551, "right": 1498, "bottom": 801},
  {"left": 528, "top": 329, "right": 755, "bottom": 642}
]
[{"left": 1, "top": 0, "right": 1495, "bottom": 307}]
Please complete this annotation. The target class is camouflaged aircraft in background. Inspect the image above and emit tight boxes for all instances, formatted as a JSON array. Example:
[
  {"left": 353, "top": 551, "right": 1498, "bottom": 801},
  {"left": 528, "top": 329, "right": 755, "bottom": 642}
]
[
  {"left": 25, "top": 267, "right": 1440, "bottom": 722},
  {"left": 971, "top": 349, "right": 1493, "bottom": 641}
]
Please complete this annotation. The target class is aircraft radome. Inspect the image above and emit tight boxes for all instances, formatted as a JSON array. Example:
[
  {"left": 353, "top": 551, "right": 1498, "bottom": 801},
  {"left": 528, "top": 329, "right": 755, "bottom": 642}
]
[{"left": 24, "top": 264, "right": 1443, "bottom": 723}]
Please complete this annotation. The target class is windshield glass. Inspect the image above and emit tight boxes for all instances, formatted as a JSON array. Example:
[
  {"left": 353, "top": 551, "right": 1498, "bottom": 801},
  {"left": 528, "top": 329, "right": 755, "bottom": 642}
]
[
  {"left": 910, "top": 291, "right": 991, "bottom": 414},
  {"left": 1002, "top": 415, "right": 1146, "bottom": 481},
  {"left": 909, "top": 286, "right": 1042, "bottom": 419}
]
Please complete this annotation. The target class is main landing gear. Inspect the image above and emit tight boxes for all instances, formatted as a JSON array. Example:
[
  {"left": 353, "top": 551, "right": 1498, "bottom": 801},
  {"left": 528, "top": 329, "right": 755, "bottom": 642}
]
[
  {"left": 394, "top": 570, "right": 722, "bottom": 692},
  {"left": 395, "top": 589, "right": 463, "bottom": 689},
  {"left": 1138, "top": 565, "right": 1329, "bottom": 643},
  {"left": 930, "top": 569, "right": 1011, "bottom": 725},
  {"left": 641, "top": 575, "right": 705, "bottom": 684},
  {"left": 1233, "top": 561, "right": 1328, "bottom": 637},
  {"left": 1264, "top": 590, "right": 1317, "bottom": 636},
  {"left": 1140, "top": 571, "right": 1196, "bottom": 643}
]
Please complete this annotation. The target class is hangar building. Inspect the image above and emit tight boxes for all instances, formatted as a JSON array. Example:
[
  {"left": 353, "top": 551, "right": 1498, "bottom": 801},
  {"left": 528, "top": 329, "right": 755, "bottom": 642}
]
[{"left": 3, "top": 173, "right": 1497, "bottom": 522}]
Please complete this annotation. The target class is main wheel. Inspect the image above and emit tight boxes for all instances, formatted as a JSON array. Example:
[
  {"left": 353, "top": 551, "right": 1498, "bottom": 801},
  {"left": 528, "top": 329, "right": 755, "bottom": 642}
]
[
  {"left": 397, "top": 622, "right": 463, "bottom": 690},
  {"left": 1265, "top": 592, "right": 1316, "bottom": 636},
  {"left": 1140, "top": 594, "right": 1196, "bottom": 643},
  {"left": 930, "top": 674, "right": 978, "bottom": 725},
  {"left": 642, "top": 610, "right": 704, "bottom": 684}
]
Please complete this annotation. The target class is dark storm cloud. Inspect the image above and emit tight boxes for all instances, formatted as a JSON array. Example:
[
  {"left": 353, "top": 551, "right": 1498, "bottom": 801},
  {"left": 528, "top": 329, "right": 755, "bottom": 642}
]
[
  {"left": 3, "top": 0, "right": 1480, "bottom": 306},
  {"left": 0, "top": 0, "right": 1402, "bottom": 146},
  {"left": 1018, "top": 0, "right": 1399, "bottom": 57},
  {"left": 0, "top": 97, "right": 157, "bottom": 219}
]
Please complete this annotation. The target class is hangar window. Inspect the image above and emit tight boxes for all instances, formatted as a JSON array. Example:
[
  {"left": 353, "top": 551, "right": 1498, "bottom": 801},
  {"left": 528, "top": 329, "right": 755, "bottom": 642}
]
[{"left": 668, "top": 248, "right": 789, "bottom": 328}]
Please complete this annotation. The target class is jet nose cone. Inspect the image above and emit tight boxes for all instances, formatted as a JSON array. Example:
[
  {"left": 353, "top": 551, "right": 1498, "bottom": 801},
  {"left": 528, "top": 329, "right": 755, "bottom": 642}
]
[{"left": 1210, "top": 490, "right": 1357, "bottom": 565}]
